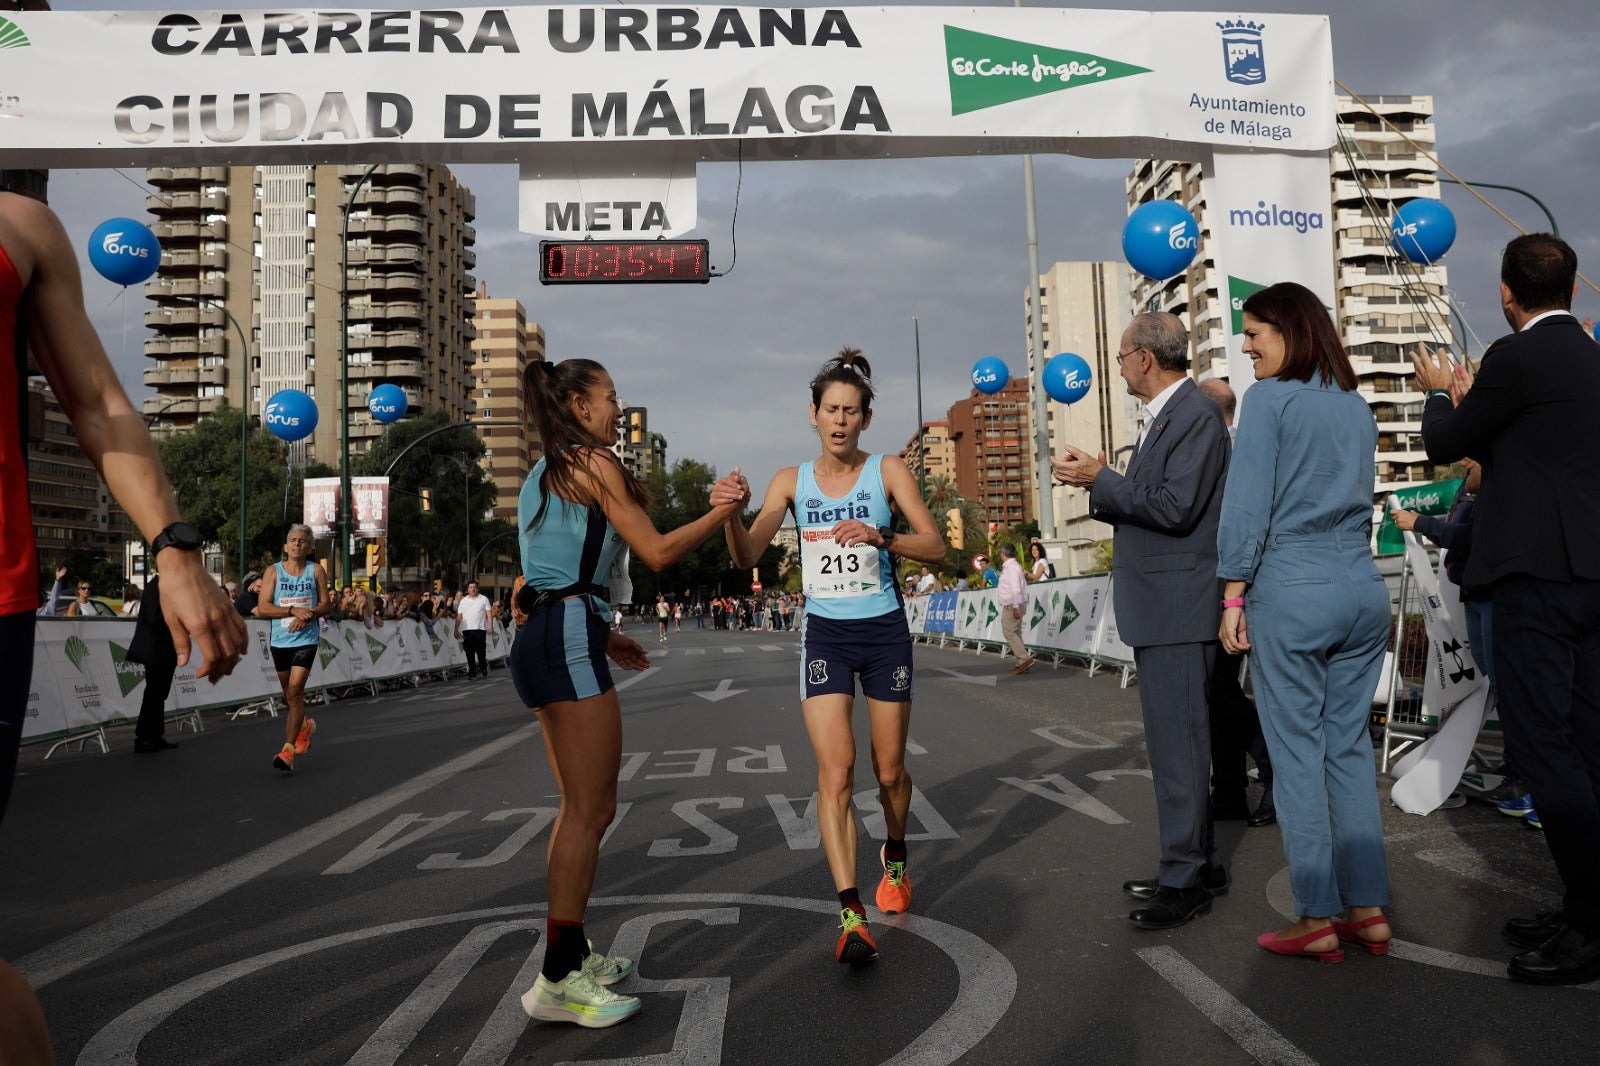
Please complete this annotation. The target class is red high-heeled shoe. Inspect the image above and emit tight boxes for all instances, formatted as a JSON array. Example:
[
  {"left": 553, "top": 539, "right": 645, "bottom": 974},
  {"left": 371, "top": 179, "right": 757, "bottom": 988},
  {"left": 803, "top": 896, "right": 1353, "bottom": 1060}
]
[
  {"left": 1257, "top": 925, "right": 1345, "bottom": 963},
  {"left": 1331, "top": 914, "right": 1392, "bottom": 955}
]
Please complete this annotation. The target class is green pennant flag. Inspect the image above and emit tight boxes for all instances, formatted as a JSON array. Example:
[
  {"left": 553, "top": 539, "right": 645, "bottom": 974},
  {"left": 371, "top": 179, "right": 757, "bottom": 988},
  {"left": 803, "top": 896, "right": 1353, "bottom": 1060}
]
[
  {"left": 945, "top": 25, "right": 1150, "bottom": 116},
  {"left": 1228, "top": 276, "right": 1270, "bottom": 335}
]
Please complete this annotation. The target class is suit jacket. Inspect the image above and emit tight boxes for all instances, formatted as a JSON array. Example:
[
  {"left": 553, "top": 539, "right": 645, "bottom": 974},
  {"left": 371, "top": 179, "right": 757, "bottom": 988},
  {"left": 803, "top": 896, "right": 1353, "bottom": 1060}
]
[
  {"left": 1421, "top": 314, "right": 1600, "bottom": 586},
  {"left": 1090, "top": 378, "right": 1230, "bottom": 647}
]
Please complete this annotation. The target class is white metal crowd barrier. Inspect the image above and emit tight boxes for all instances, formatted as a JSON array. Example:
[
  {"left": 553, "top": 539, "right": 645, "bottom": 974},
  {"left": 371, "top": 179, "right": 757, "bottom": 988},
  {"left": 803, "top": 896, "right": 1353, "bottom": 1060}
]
[
  {"left": 904, "top": 575, "right": 1137, "bottom": 686},
  {"left": 26, "top": 616, "right": 512, "bottom": 756}
]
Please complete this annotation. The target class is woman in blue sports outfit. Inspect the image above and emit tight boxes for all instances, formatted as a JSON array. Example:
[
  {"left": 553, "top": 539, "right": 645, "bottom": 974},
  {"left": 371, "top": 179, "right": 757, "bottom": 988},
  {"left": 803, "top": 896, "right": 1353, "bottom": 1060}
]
[
  {"left": 515, "top": 358, "right": 746, "bottom": 1028},
  {"left": 725, "top": 349, "right": 945, "bottom": 964}
]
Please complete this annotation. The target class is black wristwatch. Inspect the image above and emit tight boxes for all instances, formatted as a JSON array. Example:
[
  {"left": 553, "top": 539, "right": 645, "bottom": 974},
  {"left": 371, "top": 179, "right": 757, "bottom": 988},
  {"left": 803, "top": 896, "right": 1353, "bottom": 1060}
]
[
  {"left": 876, "top": 525, "right": 896, "bottom": 549},
  {"left": 151, "top": 521, "right": 203, "bottom": 557}
]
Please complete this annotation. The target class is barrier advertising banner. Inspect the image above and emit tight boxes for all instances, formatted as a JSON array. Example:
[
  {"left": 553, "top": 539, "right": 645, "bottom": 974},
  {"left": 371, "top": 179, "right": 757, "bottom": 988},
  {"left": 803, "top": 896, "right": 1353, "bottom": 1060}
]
[
  {"left": 26, "top": 617, "right": 511, "bottom": 744},
  {"left": 923, "top": 591, "right": 958, "bottom": 635}
]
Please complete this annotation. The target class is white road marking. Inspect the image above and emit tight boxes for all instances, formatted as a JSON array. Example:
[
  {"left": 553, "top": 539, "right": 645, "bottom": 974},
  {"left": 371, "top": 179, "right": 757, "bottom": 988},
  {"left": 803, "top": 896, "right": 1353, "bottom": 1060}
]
[
  {"left": 1136, "top": 946, "right": 1319, "bottom": 1066},
  {"left": 77, "top": 894, "right": 1017, "bottom": 1066},
  {"left": 694, "top": 679, "right": 747, "bottom": 703},
  {"left": 721, "top": 646, "right": 745, "bottom": 654},
  {"left": 930, "top": 666, "right": 996, "bottom": 687},
  {"left": 16, "top": 722, "right": 542, "bottom": 990}
]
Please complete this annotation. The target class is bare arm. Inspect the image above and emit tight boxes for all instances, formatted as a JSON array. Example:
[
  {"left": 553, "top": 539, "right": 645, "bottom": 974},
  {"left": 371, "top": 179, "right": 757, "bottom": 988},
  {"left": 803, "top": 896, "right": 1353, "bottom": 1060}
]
[
  {"left": 869, "top": 456, "right": 945, "bottom": 565},
  {"left": 726, "top": 468, "right": 797, "bottom": 571},
  {"left": 582, "top": 450, "right": 743, "bottom": 572},
  {"left": 14, "top": 196, "right": 244, "bottom": 678}
]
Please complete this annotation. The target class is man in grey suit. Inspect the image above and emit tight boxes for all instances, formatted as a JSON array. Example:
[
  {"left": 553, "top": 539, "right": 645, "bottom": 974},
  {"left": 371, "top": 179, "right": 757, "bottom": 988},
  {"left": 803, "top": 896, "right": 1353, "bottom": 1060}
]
[{"left": 1052, "top": 312, "right": 1232, "bottom": 929}]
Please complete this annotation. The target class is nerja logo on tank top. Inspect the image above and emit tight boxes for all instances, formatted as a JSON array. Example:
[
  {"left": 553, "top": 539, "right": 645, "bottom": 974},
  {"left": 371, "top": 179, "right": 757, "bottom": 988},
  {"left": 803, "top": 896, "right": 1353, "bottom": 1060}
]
[{"left": 801, "top": 488, "right": 874, "bottom": 526}]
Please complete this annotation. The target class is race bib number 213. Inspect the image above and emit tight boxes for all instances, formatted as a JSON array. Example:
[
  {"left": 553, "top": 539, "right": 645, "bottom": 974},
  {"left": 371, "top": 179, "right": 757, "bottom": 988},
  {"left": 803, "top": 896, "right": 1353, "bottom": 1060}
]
[{"left": 800, "top": 529, "right": 880, "bottom": 599}]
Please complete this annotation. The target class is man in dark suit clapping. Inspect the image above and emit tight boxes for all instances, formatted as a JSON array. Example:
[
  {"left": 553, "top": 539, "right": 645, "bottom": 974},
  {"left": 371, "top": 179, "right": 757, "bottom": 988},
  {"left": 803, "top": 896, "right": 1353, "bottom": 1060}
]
[
  {"left": 1053, "top": 311, "right": 1231, "bottom": 929},
  {"left": 1415, "top": 233, "right": 1600, "bottom": 985}
]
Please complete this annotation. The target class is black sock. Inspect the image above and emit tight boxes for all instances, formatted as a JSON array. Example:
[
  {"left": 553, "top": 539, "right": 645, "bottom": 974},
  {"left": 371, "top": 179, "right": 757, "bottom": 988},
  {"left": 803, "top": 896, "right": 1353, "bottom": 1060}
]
[
  {"left": 883, "top": 837, "right": 907, "bottom": 865},
  {"left": 838, "top": 888, "right": 864, "bottom": 916},
  {"left": 542, "top": 919, "right": 587, "bottom": 982}
]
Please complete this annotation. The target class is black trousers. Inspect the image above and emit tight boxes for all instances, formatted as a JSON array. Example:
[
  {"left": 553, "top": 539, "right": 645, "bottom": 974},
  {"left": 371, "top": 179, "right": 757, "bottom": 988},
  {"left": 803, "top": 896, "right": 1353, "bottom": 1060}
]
[
  {"left": 0, "top": 610, "right": 35, "bottom": 830},
  {"left": 462, "top": 630, "right": 488, "bottom": 676},
  {"left": 1493, "top": 574, "right": 1600, "bottom": 935},
  {"left": 136, "top": 660, "right": 176, "bottom": 741},
  {"left": 1209, "top": 648, "right": 1272, "bottom": 795}
]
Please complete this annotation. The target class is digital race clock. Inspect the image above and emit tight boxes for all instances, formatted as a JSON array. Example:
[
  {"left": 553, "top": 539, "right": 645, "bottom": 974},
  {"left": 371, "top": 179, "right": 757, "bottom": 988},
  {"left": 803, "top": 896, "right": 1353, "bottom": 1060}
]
[{"left": 539, "top": 239, "right": 711, "bottom": 284}]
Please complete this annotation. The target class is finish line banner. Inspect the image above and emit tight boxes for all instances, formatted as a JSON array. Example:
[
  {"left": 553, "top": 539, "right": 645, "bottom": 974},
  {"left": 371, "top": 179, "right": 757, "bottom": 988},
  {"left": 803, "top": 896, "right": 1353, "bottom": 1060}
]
[{"left": 0, "top": 7, "right": 1336, "bottom": 172}]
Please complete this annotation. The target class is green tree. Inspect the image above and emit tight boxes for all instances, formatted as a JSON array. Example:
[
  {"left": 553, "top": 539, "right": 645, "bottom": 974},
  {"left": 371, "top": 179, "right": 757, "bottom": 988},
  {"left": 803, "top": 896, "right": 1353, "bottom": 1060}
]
[
  {"left": 625, "top": 458, "right": 780, "bottom": 602},
  {"left": 155, "top": 405, "right": 304, "bottom": 579},
  {"left": 355, "top": 412, "right": 495, "bottom": 593}
]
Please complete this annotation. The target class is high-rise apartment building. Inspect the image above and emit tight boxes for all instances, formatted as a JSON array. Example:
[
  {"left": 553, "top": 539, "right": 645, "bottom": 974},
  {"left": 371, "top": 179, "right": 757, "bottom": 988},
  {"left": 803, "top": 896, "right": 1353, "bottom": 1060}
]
[
  {"left": 899, "top": 419, "right": 956, "bottom": 487},
  {"left": 1026, "top": 260, "right": 1134, "bottom": 573},
  {"left": 26, "top": 381, "right": 127, "bottom": 577},
  {"left": 1124, "top": 93, "right": 1451, "bottom": 497},
  {"left": 142, "top": 163, "right": 478, "bottom": 467},
  {"left": 469, "top": 287, "right": 545, "bottom": 521},
  {"left": 616, "top": 406, "right": 667, "bottom": 480},
  {"left": 947, "top": 378, "right": 1033, "bottom": 531}
]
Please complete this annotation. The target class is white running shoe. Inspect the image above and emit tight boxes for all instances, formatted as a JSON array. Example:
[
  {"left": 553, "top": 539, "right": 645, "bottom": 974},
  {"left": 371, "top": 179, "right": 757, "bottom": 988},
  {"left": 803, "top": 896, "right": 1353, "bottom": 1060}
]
[
  {"left": 521, "top": 969, "right": 641, "bottom": 1028},
  {"left": 582, "top": 939, "right": 634, "bottom": 986}
]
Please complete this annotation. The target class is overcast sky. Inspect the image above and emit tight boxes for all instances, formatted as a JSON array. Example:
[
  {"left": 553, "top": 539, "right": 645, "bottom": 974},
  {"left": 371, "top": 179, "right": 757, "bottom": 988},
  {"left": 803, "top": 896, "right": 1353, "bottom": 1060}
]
[{"left": 40, "top": 0, "right": 1600, "bottom": 500}]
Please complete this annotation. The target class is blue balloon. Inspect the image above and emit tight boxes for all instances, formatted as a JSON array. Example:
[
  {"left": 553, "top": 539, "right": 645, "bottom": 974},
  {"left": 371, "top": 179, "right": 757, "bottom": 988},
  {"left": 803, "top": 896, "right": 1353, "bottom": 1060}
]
[
  {"left": 1043, "top": 353, "right": 1093, "bottom": 405},
  {"left": 368, "top": 383, "right": 408, "bottom": 424},
  {"left": 1122, "top": 200, "right": 1200, "bottom": 281},
  {"left": 87, "top": 217, "right": 161, "bottom": 286},
  {"left": 264, "top": 389, "right": 319, "bottom": 442},
  {"left": 1390, "top": 199, "right": 1457, "bottom": 264},
  {"left": 972, "top": 356, "right": 1010, "bottom": 395}
]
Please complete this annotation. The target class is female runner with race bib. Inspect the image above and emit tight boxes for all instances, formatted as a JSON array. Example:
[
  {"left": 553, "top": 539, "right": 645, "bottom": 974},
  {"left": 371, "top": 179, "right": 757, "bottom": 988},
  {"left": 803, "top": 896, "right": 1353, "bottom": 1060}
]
[{"left": 724, "top": 348, "right": 945, "bottom": 964}]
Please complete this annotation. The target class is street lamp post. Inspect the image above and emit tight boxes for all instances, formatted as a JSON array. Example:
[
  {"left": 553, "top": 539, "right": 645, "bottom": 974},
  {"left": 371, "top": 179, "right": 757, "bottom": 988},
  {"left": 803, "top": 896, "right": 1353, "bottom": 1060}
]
[
  {"left": 1438, "top": 176, "right": 1559, "bottom": 236},
  {"left": 913, "top": 316, "right": 926, "bottom": 500},
  {"left": 340, "top": 161, "right": 383, "bottom": 590}
]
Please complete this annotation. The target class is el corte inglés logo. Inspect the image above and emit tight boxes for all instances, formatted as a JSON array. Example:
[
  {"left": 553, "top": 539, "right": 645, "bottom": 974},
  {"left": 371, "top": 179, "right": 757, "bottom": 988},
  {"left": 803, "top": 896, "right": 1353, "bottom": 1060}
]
[
  {"left": 1228, "top": 275, "right": 1269, "bottom": 335},
  {"left": 109, "top": 641, "right": 148, "bottom": 698},
  {"left": 1060, "top": 594, "right": 1080, "bottom": 630},
  {"left": 318, "top": 638, "right": 340, "bottom": 670},
  {"left": 364, "top": 632, "right": 387, "bottom": 664},
  {"left": 945, "top": 25, "right": 1149, "bottom": 116},
  {"left": 0, "top": 18, "right": 31, "bottom": 50}
]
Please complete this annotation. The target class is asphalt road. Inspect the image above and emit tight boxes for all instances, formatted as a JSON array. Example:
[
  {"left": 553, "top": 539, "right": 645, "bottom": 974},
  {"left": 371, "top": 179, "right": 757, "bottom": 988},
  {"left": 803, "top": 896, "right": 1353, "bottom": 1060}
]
[{"left": 0, "top": 622, "right": 1591, "bottom": 1066}]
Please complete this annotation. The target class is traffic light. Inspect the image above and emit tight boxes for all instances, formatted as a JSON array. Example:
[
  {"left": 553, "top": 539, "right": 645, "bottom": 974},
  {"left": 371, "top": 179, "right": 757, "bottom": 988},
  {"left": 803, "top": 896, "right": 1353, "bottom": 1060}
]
[
  {"left": 946, "top": 508, "right": 964, "bottom": 550},
  {"left": 365, "top": 543, "right": 379, "bottom": 574}
]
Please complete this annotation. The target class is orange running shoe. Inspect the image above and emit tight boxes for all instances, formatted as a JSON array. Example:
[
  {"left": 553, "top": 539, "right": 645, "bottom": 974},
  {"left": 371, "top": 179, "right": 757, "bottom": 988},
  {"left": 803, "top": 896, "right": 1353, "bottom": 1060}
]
[
  {"left": 835, "top": 908, "right": 878, "bottom": 965},
  {"left": 273, "top": 745, "right": 295, "bottom": 773},
  {"left": 294, "top": 716, "right": 316, "bottom": 755},
  {"left": 875, "top": 845, "right": 912, "bottom": 914}
]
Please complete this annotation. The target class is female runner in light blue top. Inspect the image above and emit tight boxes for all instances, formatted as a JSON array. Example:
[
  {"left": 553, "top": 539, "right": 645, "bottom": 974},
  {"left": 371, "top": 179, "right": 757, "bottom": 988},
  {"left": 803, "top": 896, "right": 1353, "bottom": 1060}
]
[
  {"left": 515, "top": 357, "right": 746, "bottom": 1028},
  {"left": 724, "top": 348, "right": 945, "bottom": 965}
]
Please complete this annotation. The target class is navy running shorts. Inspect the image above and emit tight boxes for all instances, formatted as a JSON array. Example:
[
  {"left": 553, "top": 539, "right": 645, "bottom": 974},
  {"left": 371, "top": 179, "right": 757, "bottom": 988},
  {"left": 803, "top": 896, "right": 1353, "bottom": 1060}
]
[
  {"left": 800, "top": 609, "right": 914, "bottom": 703},
  {"left": 271, "top": 643, "right": 317, "bottom": 673},
  {"left": 510, "top": 597, "right": 613, "bottom": 708}
]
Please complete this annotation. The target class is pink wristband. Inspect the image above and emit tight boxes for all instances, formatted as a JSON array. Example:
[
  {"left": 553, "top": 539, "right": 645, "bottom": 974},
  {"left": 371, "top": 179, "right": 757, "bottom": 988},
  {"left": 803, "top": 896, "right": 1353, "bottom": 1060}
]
[{"left": 1222, "top": 597, "right": 1245, "bottom": 608}]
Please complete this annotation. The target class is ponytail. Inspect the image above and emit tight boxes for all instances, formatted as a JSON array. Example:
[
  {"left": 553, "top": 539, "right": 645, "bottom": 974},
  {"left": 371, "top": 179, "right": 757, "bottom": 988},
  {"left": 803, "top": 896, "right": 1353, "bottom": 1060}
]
[
  {"left": 809, "top": 345, "right": 875, "bottom": 411},
  {"left": 522, "top": 358, "right": 650, "bottom": 530}
]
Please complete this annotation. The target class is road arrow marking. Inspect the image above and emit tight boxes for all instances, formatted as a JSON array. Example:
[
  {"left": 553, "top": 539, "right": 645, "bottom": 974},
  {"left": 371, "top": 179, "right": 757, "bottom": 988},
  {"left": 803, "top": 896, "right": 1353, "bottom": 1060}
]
[
  {"left": 694, "top": 678, "right": 747, "bottom": 703},
  {"left": 931, "top": 666, "right": 997, "bottom": 687}
]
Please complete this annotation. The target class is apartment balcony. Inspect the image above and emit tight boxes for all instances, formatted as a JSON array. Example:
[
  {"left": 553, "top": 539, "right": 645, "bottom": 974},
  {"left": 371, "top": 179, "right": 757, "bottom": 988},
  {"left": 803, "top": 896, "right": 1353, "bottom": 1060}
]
[
  {"left": 144, "top": 365, "right": 197, "bottom": 388},
  {"left": 380, "top": 187, "right": 425, "bottom": 209},
  {"left": 146, "top": 167, "right": 205, "bottom": 187},
  {"left": 385, "top": 272, "right": 423, "bottom": 293},
  {"left": 373, "top": 330, "right": 423, "bottom": 351},
  {"left": 383, "top": 215, "right": 425, "bottom": 238},
  {"left": 146, "top": 277, "right": 203, "bottom": 301},
  {"left": 152, "top": 219, "right": 204, "bottom": 243},
  {"left": 145, "top": 305, "right": 224, "bottom": 330},
  {"left": 1337, "top": 263, "right": 1445, "bottom": 291},
  {"left": 349, "top": 359, "right": 424, "bottom": 381}
]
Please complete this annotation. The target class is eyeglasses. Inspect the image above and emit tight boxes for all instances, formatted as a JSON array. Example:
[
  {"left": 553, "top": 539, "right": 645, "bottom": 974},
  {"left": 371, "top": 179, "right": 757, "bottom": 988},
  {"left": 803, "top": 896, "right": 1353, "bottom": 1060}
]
[
  {"left": 77, "top": 585, "right": 91, "bottom": 591},
  {"left": 1116, "top": 346, "right": 1144, "bottom": 365}
]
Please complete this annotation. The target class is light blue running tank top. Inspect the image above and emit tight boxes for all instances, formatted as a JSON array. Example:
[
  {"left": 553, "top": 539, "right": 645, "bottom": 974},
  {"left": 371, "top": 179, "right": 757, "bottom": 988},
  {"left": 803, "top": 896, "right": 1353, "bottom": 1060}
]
[
  {"left": 269, "top": 561, "right": 319, "bottom": 647},
  {"left": 794, "top": 453, "right": 901, "bottom": 620},
  {"left": 518, "top": 457, "right": 626, "bottom": 615}
]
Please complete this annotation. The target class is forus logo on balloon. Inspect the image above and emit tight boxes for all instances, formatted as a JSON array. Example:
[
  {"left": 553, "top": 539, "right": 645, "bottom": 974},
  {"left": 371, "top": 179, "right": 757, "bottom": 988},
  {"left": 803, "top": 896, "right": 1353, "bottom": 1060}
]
[{"left": 1166, "top": 220, "right": 1199, "bottom": 252}]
